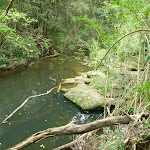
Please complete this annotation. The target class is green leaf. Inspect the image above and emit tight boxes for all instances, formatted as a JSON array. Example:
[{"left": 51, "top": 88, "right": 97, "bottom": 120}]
[
  {"left": 144, "top": 56, "right": 150, "bottom": 65},
  {"left": 143, "top": 80, "right": 150, "bottom": 90}
]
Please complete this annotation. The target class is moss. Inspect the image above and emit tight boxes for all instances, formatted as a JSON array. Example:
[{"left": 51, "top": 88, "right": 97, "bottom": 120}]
[{"left": 64, "top": 83, "right": 114, "bottom": 111}]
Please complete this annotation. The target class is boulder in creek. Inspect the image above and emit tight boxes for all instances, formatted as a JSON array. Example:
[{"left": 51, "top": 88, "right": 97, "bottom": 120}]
[{"left": 64, "top": 83, "right": 114, "bottom": 111}]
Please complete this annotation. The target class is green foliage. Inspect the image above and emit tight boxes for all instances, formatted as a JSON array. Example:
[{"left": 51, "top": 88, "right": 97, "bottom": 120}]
[
  {"left": 93, "top": 118, "right": 150, "bottom": 150},
  {"left": 0, "top": 0, "right": 149, "bottom": 67},
  {"left": 89, "top": 39, "right": 107, "bottom": 67},
  {"left": 0, "top": 10, "right": 36, "bottom": 57},
  {"left": 74, "top": 49, "right": 86, "bottom": 60},
  {"left": 103, "top": 0, "right": 149, "bottom": 60},
  {"left": 142, "top": 80, "right": 150, "bottom": 91},
  {"left": 144, "top": 56, "right": 150, "bottom": 65},
  {"left": 73, "top": 15, "right": 103, "bottom": 39},
  {"left": 128, "top": 107, "right": 134, "bottom": 114},
  {"left": 0, "top": 0, "right": 149, "bottom": 149},
  {"left": 140, "top": 80, "right": 150, "bottom": 108},
  {"left": 4, "top": 8, "right": 37, "bottom": 25},
  {"left": 0, "top": 54, "right": 9, "bottom": 68},
  {"left": 0, "top": 7, "right": 52, "bottom": 68},
  {"left": 143, "top": 121, "right": 150, "bottom": 137},
  {"left": 0, "top": 8, "right": 37, "bottom": 52}
]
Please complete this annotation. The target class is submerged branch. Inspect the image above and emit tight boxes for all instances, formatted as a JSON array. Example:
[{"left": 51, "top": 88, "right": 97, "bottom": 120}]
[{"left": 2, "top": 87, "right": 57, "bottom": 124}]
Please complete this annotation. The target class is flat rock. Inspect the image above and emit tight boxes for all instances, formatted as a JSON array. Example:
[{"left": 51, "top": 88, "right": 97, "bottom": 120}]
[
  {"left": 62, "top": 76, "right": 83, "bottom": 84},
  {"left": 61, "top": 76, "right": 85, "bottom": 91},
  {"left": 64, "top": 83, "right": 114, "bottom": 111}
]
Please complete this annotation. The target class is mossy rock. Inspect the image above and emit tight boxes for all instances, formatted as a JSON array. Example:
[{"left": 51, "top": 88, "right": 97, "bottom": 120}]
[{"left": 64, "top": 83, "right": 114, "bottom": 111}]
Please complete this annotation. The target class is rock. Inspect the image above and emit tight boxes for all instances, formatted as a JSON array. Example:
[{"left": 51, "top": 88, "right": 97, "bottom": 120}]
[
  {"left": 61, "top": 76, "right": 85, "bottom": 91},
  {"left": 62, "top": 70, "right": 114, "bottom": 110},
  {"left": 85, "top": 70, "right": 106, "bottom": 78},
  {"left": 62, "top": 78, "right": 76, "bottom": 84},
  {"left": 64, "top": 83, "right": 114, "bottom": 111}
]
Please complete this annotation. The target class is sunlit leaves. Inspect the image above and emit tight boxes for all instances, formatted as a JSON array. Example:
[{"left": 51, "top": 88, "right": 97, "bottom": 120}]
[{"left": 144, "top": 56, "right": 150, "bottom": 66}]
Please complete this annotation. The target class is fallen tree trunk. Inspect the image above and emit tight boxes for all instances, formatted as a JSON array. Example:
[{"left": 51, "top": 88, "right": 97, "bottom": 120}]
[{"left": 8, "top": 115, "right": 139, "bottom": 150}]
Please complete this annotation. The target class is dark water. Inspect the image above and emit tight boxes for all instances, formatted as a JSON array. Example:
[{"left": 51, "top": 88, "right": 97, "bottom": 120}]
[{"left": 0, "top": 57, "right": 102, "bottom": 150}]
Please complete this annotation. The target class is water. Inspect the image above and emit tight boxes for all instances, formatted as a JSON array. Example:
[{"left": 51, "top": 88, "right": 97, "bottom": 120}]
[{"left": 0, "top": 57, "right": 102, "bottom": 150}]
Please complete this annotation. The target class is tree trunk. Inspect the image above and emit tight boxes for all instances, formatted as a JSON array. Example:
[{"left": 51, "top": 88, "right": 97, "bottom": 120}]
[{"left": 8, "top": 115, "right": 139, "bottom": 150}]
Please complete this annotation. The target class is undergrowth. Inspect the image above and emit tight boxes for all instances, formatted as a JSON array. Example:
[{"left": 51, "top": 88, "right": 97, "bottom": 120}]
[{"left": 91, "top": 118, "right": 150, "bottom": 150}]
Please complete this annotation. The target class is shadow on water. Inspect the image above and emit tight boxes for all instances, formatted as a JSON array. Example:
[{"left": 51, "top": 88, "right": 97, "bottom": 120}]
[{"left": 0, "top": 57, "right": 103, "bottom": 150}]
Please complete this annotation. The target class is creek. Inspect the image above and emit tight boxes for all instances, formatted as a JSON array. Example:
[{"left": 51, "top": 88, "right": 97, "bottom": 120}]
[{"left": 0, "top": 57, "right": 102, "bottom": 150}]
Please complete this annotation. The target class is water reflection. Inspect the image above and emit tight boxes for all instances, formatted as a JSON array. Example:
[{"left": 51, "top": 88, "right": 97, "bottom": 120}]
[{"left": 0, "top": 57, "right": 102, "bottom": 150}]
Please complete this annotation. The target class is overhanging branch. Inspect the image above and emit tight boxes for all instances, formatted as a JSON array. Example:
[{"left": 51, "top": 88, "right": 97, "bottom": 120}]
[
  {"left": 2, "top": 0, "right": 15, "bottom": 17},
  {"left": 97, "top": 29, "right": 150, "bottom": 68}
]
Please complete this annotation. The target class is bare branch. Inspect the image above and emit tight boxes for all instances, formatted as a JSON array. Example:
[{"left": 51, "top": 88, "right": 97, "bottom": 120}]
[
  {"left": 120, "top": 109, "right": 135, "bottom": 122},
  {"left": 2, "top": 0, "right": 15, "bottom": 17},
  {"left": 97, "top": 29, "right": 150, "bottom": 68},
  {"left": 54, "top": 140, "right": 75, "bottom": 150},
  {"left": 2, "top": 87, "right": 56, "bottom": 124},
  {"left": 107, "top": 106, "right": 113, "bottom": 117}
]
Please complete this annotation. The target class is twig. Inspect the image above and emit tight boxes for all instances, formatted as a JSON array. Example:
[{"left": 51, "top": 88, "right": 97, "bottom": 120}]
[
  {"left": 141, "top": 104, "right": 150, "bottom": 114},
  {"left": 104, "top": 141, "right": 116, "bottom": 150},
  {"left": 97, "top": 29, "right": 150, "bottom": 68},
  {"left": 57, "top": 84, "right": 61, "bottom": 93},
  {"left": 53, "top": 130, "right": 93, "bottom": 150},
  {"left": 139, "top": 140, "right": 149, "bottom": 144},
  {"left": 135, "top": 104, "right": 150, "bottom": 122},
  {"left": 2, "top": 87, "right": 56, "bottom": 124},
  {"left": 124, "top": 137, "right": 130, "bottom": 145},
  {"left": 107, "top": 106, "right": 113, "bottom": 117},
  {"left": 120, "top": 109, "right": 135, "bottom": 122},
  {"left": 53, "top": 140, "right": 75, "bottom": 150},
  {"left": 59, "top": 56, "right": 75, "bottom": 64}
]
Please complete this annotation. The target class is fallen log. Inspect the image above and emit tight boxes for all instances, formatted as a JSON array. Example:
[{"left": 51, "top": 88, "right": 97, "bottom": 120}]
[{"left": 8, "top": 114, "right": 140, "bottom": 150}]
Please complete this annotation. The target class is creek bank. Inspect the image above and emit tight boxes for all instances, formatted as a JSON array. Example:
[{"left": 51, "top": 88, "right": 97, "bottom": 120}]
[
  {"left": 61, "top": 71, "right": 115, "bottom": 111},
  {"left": 0, "top": 54, "right": 59, "bottom": 73}
]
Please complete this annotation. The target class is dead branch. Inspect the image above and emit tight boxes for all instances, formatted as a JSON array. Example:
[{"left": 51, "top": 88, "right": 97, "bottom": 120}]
[
  {"left": 2, "top": 87, "right": 56, "bottom": 124},
  {"left": 54, "top": 141, "right": 75, "bottom": 150},
  {"left": 2, "top": 0, "right": 15, "bottom": 17},
  {"left": 54, "top": 130, "right": 96, "bottom": 150},
  {"left": 8, "top": 115, "right": 141, "bottom": 150},
  {"left": 107, "top": 106, "right": 113, "bottom": 117},
  {"left": 120, "top": 109, "right": 135, "bottom": 122},
  {"left": 57, "top": 84, "right": 61, "bottom": 92}
]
